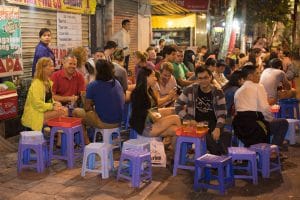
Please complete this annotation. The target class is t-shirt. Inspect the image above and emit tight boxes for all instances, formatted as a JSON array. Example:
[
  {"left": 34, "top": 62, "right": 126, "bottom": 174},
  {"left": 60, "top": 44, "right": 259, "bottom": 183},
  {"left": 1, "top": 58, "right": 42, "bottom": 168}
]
[
  {"left": 112, "top": 62, "right": 128, "bottom": 92},
  {"left": 195, "top": 87, "right": 216, "bottom": 128},
  {"left": 173, "top": 62, "right": 189, "bottom": 80},
  {"left": 259, "top": 68, "right": 286, "bottom": 98},
  {"left": 86, "top": 79, "right": 124, "bottom": 124}
]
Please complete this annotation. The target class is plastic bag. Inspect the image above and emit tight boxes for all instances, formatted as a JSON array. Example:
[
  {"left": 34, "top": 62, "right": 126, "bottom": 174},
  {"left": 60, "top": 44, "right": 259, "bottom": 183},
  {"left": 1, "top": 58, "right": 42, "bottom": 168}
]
[{"left": 150, "top": 140, "right": 166, "bottom": 167}]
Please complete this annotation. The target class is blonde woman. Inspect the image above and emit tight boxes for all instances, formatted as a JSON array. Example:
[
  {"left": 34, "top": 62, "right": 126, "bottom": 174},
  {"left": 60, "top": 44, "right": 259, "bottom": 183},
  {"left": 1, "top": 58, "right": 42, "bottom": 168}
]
[
  {"left": 22, "top": 57, "right": 67, "bottom": 131},
  {"left": 133, "top": 50, "right": 155, "bottom": 78},
  {"left": 72, "top": 46, "right": 88, "bottom": 83}
]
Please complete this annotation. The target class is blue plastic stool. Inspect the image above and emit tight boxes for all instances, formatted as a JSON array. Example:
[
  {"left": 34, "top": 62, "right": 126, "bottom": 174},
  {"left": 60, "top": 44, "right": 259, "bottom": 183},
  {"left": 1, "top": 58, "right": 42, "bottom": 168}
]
[
  {"left": 285, "top": 119, "right": 300, "bottom": 145},
  {"left": 228, "top": 147, "right": 258, "bottom": 184},
  {"left": 250, "top": 143, "right": 281, "bottom": 178},
  {"left": 173, "top": 136, "right": 207, "bottom": 176},
  {"left": 278, "top": 98, "right": 300, "bottom": 119},
  {"left": 117, "top": 149, "right": 152, "bottom": 188},
  {"left": 194, "top": 154, "right": 234, "bottom": 195}
]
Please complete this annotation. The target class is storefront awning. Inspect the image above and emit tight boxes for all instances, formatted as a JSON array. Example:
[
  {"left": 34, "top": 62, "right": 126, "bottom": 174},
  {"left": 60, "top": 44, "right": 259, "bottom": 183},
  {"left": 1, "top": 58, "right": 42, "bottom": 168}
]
[
  {"left": 152, "top": 13, "right": 196, "bottom": 29},
  {"left": 151, "top": 0, "right": 191, "bottom": 15}
]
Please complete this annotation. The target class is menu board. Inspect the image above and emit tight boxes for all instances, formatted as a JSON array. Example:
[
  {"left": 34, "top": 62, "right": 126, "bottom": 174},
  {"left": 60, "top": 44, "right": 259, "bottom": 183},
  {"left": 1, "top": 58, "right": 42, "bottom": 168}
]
[
  {"left": 0, "top": 6, "right": 23, "bottom": 77},
  {"left": 57, "top": 12, "right": 82, "bottom": 48}
]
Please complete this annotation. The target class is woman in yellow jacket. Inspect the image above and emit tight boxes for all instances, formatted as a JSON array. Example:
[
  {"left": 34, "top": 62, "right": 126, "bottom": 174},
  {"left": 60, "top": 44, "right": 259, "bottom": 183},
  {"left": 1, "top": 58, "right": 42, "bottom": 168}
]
[{"left": 22, "top": 57, "right": 67, "bottom": 131}]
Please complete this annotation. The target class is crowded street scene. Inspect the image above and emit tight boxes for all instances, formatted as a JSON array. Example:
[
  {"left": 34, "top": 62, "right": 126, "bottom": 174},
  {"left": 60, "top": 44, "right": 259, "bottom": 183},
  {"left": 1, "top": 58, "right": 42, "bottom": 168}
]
[{"left": 1, "top": 0, "right": 300, "bottom": 199}]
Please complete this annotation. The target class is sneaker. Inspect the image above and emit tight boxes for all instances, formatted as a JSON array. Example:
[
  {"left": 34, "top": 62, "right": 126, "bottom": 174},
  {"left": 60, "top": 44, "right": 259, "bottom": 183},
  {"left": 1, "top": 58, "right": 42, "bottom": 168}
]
[
  {"left": 279, "top": 143, "right": 289, "bottom": 152},
  {"left": 279, "top": 152, "right": 288, "bottom": 160}
]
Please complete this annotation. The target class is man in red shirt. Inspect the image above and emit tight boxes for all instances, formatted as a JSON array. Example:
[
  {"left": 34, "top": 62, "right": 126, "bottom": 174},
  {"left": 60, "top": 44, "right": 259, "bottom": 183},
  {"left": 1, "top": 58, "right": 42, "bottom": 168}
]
[{"left": 51, "top": 53, "right": 86, "bottom": 105}]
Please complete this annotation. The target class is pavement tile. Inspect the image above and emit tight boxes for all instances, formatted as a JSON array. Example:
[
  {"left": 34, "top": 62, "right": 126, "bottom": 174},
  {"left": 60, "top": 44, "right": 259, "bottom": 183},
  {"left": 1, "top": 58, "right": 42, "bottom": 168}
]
[
  {"left": 71, "top": 174, "right": 110, "bottom": 188},
  {"left": 11, "top": 191, "right": 55, "bottom": 200},
  {"left": 0, "top": 177, "right": 42, "bottom": 191},
  {"left": 87, "top": 193, "right": 123, "bottom": 200},
  {"left": 43, "top": 172, "right": 80, "bottom": 186},
  {"left": 28, "top": 181, "right": 66, "bottom": 195},
  {"left": 0, "top": 186, "right": 24, "bottom": 200},
  {"left": 56, "top": 185, "right": 99, "bottom": 200}
]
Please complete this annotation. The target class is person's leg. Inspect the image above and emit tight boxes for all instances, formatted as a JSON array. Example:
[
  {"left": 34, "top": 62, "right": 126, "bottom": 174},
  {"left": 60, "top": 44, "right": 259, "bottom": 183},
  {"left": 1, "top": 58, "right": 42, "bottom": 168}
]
[
  {"left": 269, "top": 118, "right": 289, "bottom": 146},
  {"left": 158, "top": 107, "right": 175, "bottom": 117},
  {"left": 44, "top": 108, "right": 68, "bottom": 122},
  {"left": 149, "top": 115, "right": 181, "bottom": 137},
  {"left": 124, "top": 55, "right": 130, "bottom": 71}
]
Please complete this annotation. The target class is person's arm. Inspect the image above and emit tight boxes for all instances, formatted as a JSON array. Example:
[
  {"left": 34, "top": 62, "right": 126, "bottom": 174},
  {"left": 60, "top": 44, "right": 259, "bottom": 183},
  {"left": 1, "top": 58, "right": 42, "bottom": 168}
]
[
  {"left": 84, "top": 98, "right": 94, "bottom": 112},
  {"left": 53, "top": 94, "right": 78, "bottom": 104},
  {"left": 177, "top": 77, "right": 194, "bottom": 87},
  {"left": 282, "top": 73, "right": 291, "bottom": 90},
  {"left": 174, "top": 86, "right": 193, "bottom": 119},
  {"left": 30, "top": 81, "right": 53, "bottom": 112},
  {"left": 259, "top": 84, "right": 273, "bottom": 121},
  {"left": 214, "top": 89, "right": 227, "bottom": 129}
]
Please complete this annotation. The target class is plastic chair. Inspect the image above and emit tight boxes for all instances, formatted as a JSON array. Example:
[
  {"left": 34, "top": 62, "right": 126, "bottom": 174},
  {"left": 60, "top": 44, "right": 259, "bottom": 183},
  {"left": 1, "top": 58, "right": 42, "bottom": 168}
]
[
  {"left": 122, "top": 139, "right": 150, "bottom": 152},
  {"left": 94, "top": 127, "right": 121, "bottom": 150},
  {"left": 285, "top": 119, "right": 300, "bottom": 145},
  {"left": 278, "top": 98, "right": 300, "bottom": 119},
  {"left": 250, "top": 143, "right": 281, "bottom": 178},
  {"left": 81, "top": 143, "right": 113, "bottom": 179},
  {"left": 194, "top": 154, "right": 234, "bottom": 195},
  {"left": 228, "top": 147, "right": 258, "bottom": 184},
  {"left": 117, "top": 149, "right": 152, "bottom": 188},
  {"left": 173, "top": 136, "right": 207, "bottom": 176},
  {"left": 17, "top": 131, "right": 48, "bottom": 173}
]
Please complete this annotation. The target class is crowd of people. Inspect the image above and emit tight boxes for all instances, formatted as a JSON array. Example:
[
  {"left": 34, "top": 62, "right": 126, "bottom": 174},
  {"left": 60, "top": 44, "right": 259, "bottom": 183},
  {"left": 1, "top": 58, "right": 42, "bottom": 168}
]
[{"left": 20, "top": 22, "right": 298, "bottom": 160}]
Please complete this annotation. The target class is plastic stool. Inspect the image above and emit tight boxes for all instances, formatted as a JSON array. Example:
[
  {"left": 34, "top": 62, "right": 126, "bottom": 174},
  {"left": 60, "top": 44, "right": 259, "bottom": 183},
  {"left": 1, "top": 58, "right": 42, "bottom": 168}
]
[
  {"left": 49, "top": 125, "right": 85, "bottom": 168},
  {"left": 81, "top": 143, "right": 113, "bottom": 179},
  {"left": 278, "top": 98, "right": 300, "bottom": 119},
  {"left": 173, "top": 136, "right": 207, "bottom": 176},
  {"left": 250, "top": 143, "right": 281, "bottom": 178},
  {"left": 228, "top": 147, "right": 258, "bottom": 184},
  {"left": 122, "top": 139, "right": 150, "bottom": 152},
  {"left": 117, "top": 149, "right": 152, "bottom": 188},
  {"left": 94, "top": 127, "right": 121, "bottom": 150},
  {"left": 194, "top": 154, "right": 234, "bottom": 195},
  {"left": 17, "top": 131, "right": 48, "bottom": 173},
  {"left": 285, "top": 119, "right": 300, "bottom": 145}
]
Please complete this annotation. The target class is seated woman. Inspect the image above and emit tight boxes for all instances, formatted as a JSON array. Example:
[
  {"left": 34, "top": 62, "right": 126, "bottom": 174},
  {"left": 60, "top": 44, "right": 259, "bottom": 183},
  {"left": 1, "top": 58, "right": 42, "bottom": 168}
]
[
  {"left": 129, "top": 67, "right": 181, "bottom": 149},
  {"left": 73, "top": 60, "right": 125, "bottom": 144},
  {"left": 22, "top": 57, "right": 68, "bottom": 131}
]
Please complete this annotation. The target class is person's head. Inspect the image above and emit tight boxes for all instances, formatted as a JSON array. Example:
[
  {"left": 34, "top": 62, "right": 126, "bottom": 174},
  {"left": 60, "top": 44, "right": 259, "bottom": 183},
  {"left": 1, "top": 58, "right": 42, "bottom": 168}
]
[
  {"left": 162, "top": 45, "right": 177, "bottom": 62},
  {"left": 112, "top": 48, "right": 125, "bottom": 63},
  {"left": 136, "top": 67, "right": 157, "bottom": 89},
  {"left": 95, "top": 59, "right": 115, "bottom": 81},
  {"left": 216, "top": 60, "right": 227, "bottom": 73},
  {"left": 269, "top": 58, "right": 283, "bottom": 69},
  {"left": 104, "top": 41, "right": 118, "bottom": 56},
  {"left": 223, "top": 70, "right": 244, "bottom": 90},
  {"left": 34, "top": 57, "right": 54, "bottom": 81},
  {"left": 146, "top": 46, "right": 156, "bottom": 61},
  {"left": 175, "top": 49, "right": 184, "bottom": 63},
  {"left": 282, "top": 50, "right": 291, "bottom": 58},
  {"left": 93, "top": 48, "right": 106, "bottom": 61},
  {"left": 133, "top": 51, "right": 147, "bottom": 65},
  {"left": 122, "top": 19, "right": 130, "bottom": 31},
  {"left": 241, "top": 64, "right": 260, "bottom": 83},
  {"left": 205, "top": 57, "right": 217, "bottom": 72},
  {"left": 160, "top": 62, "right": 174, "bottom": 83},
  {"left": 197, "top": 45, "right": 208, "bottom": 54},
  {"left": 71, "top": 46, "right": 88, "bottom": 68},
  {"left": 233, "top": 47, "right": 240, "bottom": 55},
  {"left": 39, "top": 28, "right": 51, "bottom": 45},
  {"left": 195, "top": 67, "right": 213, "bottom": 89},
  {"left": 183, "top": 50, "right": 195, "bottom": 64},
  {"left": 158, "top": 39, "right": 165, "bottom": 47},
  {"left": 63, "top": 53, "right": 78, "bottom": 76}
]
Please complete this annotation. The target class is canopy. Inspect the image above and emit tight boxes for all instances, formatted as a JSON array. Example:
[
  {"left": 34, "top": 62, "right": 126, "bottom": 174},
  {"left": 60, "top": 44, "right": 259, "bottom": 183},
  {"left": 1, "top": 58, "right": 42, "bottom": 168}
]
[{"left": 152, "top": 14, "right": 196, "bottom": 29}]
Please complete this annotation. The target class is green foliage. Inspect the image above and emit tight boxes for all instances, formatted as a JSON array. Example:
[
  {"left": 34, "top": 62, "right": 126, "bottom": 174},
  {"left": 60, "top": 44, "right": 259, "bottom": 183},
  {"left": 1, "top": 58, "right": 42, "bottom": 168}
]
[{"left": 246, "top": 0, "right": 292, "bottom": 28}]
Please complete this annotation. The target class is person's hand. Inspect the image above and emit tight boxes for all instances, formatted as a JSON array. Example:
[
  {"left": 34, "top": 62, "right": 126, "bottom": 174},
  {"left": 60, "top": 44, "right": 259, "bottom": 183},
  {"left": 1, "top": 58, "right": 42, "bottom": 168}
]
[
  {"left": 69, "top": 95, "right": 78, "bottom": 104},
  {"left": 212, "top": 128, "right": 221, "bottom": 141}
]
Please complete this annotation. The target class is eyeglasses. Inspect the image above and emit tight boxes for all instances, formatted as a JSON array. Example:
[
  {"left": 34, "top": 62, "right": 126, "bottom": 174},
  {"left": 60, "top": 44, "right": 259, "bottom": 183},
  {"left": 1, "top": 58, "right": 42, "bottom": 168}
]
[{"left": 198, "top": 76, "right": 210, "bottom": 80}]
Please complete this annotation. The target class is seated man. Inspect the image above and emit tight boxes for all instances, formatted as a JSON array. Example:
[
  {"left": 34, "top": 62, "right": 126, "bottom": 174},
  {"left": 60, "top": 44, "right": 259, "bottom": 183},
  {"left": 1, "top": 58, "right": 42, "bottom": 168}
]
[
  {"left": 213, "top": 60, "right": 228, "bottom": 87},
  {"left": 175, "top": 67, "right": 231, "bottom": 155},
  {"left": 260, "top": 58, "right": 296, "bottom": 105},
  {"left": 233, "top": 65, "right": 288, "bottom": 149},
  {"left": 173, "top": 49, "right": 194, "bottom": 87},
  {"left": 51, "top": 53, "right": 86, "bottom": 106}
]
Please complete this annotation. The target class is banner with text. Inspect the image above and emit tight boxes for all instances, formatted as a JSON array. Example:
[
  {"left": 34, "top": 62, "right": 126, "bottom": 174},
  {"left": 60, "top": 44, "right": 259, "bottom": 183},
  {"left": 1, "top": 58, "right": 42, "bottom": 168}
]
[
  {"left": 6, "top": 0, "right": 97, "bottom": 14},
  {"left": 57, "top": 12, "right": 82, "bottom": 48},
  {"left": 0, "top": 6, "right": 23, "bottom": 78},
  {"left": 171, "top": 0, "right": 209, "bottom": 11}
]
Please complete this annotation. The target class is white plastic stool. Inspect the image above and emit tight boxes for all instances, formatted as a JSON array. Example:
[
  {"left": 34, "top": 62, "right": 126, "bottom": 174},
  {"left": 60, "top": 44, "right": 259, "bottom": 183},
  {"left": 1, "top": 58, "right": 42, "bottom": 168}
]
[
  {"left": 81, "top": 143, "right": 113, "bottom": 179},
  {"left": 94, "top": 128, "right": 121, "bottom": 149},
  {"left": 285, "top": 119, "right": 300, "bottom": 145},
  {"left": 20, "top": 131, "right": 45, "bottom": 144},
  {"left": 122, "top": 139, "right": 150, "bottom": 152},
  {"left": 137, "top": 134, "right": 162, "bottom": 142}
]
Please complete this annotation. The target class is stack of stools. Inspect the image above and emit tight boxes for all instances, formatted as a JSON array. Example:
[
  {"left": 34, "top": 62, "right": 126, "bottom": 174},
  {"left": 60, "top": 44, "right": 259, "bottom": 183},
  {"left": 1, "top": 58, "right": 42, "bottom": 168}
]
[
  {"left": 117, "top": 149, "right": 152, "bottom": 188},
  {"left": 173, "top": 136, "right": 207, "bottom": 176},
  {"left": 94, "top": 127, "right": 121, "bottom": 150},
  {"left": 47, "top": 117, "right": 85, "bottom": 168},
  {"left": 17, "top": 131, "right": 48, "bottom": 173},
  {"left": 285, "top": 119, "right": 300, "bottom": 145},
  {"left": 81, "top": 143, "right": 113, "bottom": 179},
  {"left": 278, "top": 98, "right": 300, "bottom": 119},
  {"left": 228, "top": 147, "right": 258, "bottom": 184},
  {"left": 194, "top": 154, "right": 234, "bottom": 195},
  {"left": 250, "top": 143, "right": 281, "bottom": 178}
]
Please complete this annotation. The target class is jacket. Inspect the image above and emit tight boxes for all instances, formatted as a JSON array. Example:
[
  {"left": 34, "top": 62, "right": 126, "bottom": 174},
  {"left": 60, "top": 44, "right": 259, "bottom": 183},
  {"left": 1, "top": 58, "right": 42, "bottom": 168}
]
[
  {"left": 175, "top": 83, "right": 227, "bottom": 129},
  {"left": 21, "top": 79, "right": 54, "bottom": 131},
  {"left": 32, "top": 42, "right": 55, "bottom": 77}
]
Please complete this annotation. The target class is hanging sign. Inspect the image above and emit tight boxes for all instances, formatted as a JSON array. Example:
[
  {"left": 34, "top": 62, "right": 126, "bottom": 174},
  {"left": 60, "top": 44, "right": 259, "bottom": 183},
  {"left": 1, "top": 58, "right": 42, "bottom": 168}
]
[
  {"left": 171, "top": 0, "right": 209, "bottom": 11},
  {"left": 6, "top": 0, "right": 97, "bottom": 14},
  {"left": 0, "top": 6, "right": 23, "bottom": 78}
]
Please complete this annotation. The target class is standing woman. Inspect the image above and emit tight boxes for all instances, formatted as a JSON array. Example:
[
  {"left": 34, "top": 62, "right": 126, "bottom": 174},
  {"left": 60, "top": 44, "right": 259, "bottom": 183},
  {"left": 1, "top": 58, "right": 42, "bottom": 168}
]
[
  {"left": 22, "top": 57, "right": 67, "bottom": 131},
  {"left": 32, "top": 28, "right": 55, "bottom": 77}
]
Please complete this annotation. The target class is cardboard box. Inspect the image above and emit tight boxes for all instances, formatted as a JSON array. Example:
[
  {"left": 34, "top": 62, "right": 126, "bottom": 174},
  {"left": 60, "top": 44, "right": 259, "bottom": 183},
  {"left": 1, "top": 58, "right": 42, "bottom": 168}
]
[{"left": 0, "top": 90, "right": 18, "bottom": 120}]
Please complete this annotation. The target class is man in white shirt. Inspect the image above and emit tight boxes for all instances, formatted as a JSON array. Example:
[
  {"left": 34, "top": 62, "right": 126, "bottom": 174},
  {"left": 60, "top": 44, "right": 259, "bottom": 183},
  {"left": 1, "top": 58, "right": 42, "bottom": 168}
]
[
  {"left": 233, "top": 64, "right": 288, "bottom": 149},
  {"left": 111, "top": 19, "right": 131, "bottom": 71}
]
